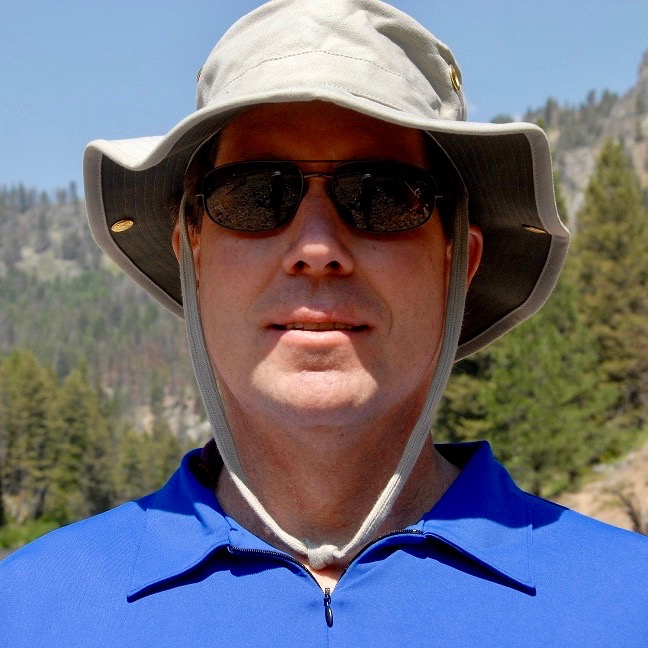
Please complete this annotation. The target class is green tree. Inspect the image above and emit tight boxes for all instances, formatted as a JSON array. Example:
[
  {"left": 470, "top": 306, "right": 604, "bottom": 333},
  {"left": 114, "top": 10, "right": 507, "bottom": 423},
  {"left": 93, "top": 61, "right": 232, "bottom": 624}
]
[
  {"left": 113, "top": 416, "right": 183, "bottom": 504},
  {"left": 440, "top": 260, "right": 614, "bottom": 496},
  {"left": 0, "top": 468, "right": 5, "bottom": 527},
  {"left": 0, "top": 350, "right": 186, "bottom": 534},
  {"left": 491, "top": 114, "right": 514, "bottom": 124},
  {"left": 46, "top": 365, "right": 115, "bottom": 523},
  {"left": 113, "top": 424, "right": 151, "bottom": 503},
  {"left": 149, "top": 416, "right": 183, "bottom": 489},
  {"left": 0, "top": 351, "right": 57, "bottom": 522},
  {"left": 573, "top": 139, "right": 648, "bottom": 429},
  {"left": 438, "top": 172, "right": 615, "bottom": 495}
]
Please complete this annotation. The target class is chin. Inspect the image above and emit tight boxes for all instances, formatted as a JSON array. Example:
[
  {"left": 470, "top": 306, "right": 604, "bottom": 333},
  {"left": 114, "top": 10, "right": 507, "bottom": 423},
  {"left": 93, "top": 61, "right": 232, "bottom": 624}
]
[{"left": 251, "top": 370, "right": 382, "bottom": 426}]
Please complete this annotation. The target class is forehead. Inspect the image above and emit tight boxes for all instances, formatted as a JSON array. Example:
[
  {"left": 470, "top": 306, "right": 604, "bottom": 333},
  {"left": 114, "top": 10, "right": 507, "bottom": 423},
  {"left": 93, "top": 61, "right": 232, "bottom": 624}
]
[{"left": 215, "top": 101, "right": 428, "bottom": 165}]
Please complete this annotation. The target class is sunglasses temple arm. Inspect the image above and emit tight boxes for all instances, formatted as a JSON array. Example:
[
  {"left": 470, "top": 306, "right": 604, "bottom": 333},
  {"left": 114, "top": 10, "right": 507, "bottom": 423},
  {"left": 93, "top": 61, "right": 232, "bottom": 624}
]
[{"left": 195, "top": 194, "right": 205, "bottom": 213}]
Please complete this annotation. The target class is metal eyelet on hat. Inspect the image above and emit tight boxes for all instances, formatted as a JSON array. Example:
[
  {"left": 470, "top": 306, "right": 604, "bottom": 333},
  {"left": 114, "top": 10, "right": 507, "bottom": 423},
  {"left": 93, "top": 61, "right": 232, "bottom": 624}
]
[
  {"left": 110, "top": 219, "right": 134, "bottom": 233},
  {"left": 450, "top": 65, "right": 461, "bottom": 93},
  {"left": 522, "top": 224, "right": 548, "bottom": 235}
]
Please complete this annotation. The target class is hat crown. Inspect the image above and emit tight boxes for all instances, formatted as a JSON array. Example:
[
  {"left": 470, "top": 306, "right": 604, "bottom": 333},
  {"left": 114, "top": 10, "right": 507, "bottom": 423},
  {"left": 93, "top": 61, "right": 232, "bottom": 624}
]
[{"left": 196, "top": 0, "right": 466, "bottom": 122}]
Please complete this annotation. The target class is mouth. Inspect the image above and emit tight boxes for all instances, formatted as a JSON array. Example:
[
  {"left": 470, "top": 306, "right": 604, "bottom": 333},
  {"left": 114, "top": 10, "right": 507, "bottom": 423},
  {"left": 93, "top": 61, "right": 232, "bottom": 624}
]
[{"left": 270, "top": 322, "right": 369, "bottom": 332}]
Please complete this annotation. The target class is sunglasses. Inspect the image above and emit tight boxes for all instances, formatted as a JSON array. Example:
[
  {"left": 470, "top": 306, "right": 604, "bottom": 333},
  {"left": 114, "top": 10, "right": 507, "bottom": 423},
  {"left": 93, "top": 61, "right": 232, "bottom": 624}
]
[{"left": 197, "top": 160, "right": 439, "bottom": 233}]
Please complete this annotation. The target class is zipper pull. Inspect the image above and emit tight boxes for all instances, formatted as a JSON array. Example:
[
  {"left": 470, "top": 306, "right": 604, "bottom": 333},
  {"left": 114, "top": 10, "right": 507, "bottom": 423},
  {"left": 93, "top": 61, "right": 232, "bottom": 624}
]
[{"left": 323, "top": 587, "right": 334, "bottom": 627}]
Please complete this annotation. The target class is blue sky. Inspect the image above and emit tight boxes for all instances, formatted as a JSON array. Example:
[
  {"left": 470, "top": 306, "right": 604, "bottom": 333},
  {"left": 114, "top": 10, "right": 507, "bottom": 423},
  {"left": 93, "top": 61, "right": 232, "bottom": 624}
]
[{"left": 1, "top": 1, "right": 647, "bottom": 195}]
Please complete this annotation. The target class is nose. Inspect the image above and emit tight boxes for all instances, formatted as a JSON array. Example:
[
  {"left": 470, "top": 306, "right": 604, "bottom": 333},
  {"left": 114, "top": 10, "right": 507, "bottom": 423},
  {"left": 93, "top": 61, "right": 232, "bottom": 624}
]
[{"left": 281, "top": 179, "right": 355, "bottom": 277}]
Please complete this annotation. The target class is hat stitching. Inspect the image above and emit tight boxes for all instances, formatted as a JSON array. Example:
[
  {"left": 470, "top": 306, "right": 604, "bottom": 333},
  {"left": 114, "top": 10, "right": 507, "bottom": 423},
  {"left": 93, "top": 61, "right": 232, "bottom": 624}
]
[
  {"left": 143, "top": 157, "right": 150, "bottom": 227},
  {"left": 217, "top": 49, "right": 422, "bottom": 96},
  {"left": 304, "top": 83, "right": 413, "bottom": 113},
  {"left": 166, "top": 156, "right": 179, "bottom": 218},
  {"left": 112, "top": 158, "right": 119, "bottom": 230}
]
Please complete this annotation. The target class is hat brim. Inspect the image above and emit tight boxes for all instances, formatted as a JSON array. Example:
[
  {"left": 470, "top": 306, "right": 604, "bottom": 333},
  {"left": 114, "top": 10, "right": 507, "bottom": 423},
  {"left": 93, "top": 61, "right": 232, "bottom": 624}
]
[{"left": 84, "top": 89, "right": 569, "bottom": 359}]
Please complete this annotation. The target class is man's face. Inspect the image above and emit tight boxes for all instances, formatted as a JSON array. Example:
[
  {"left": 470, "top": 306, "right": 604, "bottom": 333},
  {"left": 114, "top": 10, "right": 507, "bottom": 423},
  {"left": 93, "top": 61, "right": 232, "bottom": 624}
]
[{"left": 184, "top": 102, "right": 457, "bottom": 435}]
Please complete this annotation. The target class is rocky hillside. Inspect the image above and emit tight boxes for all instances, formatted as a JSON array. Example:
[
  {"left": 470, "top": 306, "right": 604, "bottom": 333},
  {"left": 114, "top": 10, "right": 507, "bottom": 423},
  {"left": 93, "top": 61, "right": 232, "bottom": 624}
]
[
  {"left": 0, "top": 189, "right": 207, "bottom": 442},
  {"left": 525, "top": 51, "right": 648, "bottom": 225},
  {"left": 557, "top": 437, "right": 648, "bottom": 534}
]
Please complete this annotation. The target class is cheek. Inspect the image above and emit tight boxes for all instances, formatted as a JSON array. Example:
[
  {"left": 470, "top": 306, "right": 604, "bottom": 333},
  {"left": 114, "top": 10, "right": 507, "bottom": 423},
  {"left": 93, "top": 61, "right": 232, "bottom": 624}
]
[
  {"left": 394, "top": 264, "right": 446, "bottom": 346},
  {"left": 363, "top": 238, "right": 449, "bottom": 370},
  {"left": 197, "top": 233, "right": 276, "bottom": 306},
  {"left": 365, "top": 232, "right": 448, "bottom": 311},
  {"left": 195, "top": 236, "right": 271, "bottom": 355}
]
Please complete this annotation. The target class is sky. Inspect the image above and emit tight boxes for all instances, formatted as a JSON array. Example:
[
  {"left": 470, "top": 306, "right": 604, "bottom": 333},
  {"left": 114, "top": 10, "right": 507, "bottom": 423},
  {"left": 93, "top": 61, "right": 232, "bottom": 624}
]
[{"left": 1, "top": 1, "right": 647, "bottom": 196}]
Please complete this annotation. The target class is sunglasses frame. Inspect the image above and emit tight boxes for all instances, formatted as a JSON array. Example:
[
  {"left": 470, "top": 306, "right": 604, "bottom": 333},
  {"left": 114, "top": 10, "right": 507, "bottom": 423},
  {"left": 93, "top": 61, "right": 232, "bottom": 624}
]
[{"left": 197, "top": 159, "right": 441, "bottom": 234}]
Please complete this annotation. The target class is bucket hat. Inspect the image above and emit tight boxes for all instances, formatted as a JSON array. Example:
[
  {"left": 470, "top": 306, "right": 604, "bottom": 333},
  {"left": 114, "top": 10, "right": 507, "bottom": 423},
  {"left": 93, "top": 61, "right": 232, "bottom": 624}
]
[{"left": 83, "top": 0, "right": 569, "bottom": 361}]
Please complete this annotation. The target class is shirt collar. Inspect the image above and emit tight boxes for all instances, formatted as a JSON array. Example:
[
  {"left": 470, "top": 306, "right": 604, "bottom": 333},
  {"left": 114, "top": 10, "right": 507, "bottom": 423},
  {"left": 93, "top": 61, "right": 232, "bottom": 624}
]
[
  {"left": 419, "top": 441, "right": 535, "bottom": 592},
  {"left": 129, "top": 441, "right": 535, "bottom": 598},
  {"left": 128, "top": 450, "right": 231, "bottom": 599}
]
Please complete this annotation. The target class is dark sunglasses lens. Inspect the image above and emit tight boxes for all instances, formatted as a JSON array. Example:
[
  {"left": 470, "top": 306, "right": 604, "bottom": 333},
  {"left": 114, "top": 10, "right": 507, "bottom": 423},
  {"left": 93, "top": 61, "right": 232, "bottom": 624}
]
[
  {"left": 202, "top": 163, "right": 301, "bottom": 231},
  {"left": 333, "top": 163, "right": 436, "bottom": 232}
]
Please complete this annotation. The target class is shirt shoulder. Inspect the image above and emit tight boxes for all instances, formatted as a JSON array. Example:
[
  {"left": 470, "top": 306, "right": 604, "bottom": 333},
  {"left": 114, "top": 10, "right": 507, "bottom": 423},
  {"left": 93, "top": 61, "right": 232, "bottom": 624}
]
[
  {"left": 526, "top": 490, "right": 648, "bottom": 547},
  {"left": 0, "top": 496, "right": 149, "bottom": 590},
  {"left": 524, "top": 491, "right": 648, "bottom": 596}
]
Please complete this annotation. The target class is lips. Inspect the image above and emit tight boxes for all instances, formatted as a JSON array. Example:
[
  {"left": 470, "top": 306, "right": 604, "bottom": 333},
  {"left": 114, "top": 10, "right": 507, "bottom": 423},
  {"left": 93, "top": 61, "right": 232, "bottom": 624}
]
[
  {"left": 266, "top": 307, "right": 371, "bottom": 333},
  {"left": 263, "top": 300, "right": 374, "bottom": 337},
  {"left": 271, "top": 322, "right": 368, "bottom": 331}
]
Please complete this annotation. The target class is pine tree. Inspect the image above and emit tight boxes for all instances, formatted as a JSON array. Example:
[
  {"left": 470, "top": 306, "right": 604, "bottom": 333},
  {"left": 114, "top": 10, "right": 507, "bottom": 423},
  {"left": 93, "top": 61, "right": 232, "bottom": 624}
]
[
  {"left": 113, "top": 416, "right": 183, "bottom": 505},
  {"left": 438, "top": 172, "right": 615, "bottom": 496},
  {"left": 47, "top": 365, "right": 115, "bottom": 522},
  {"left": 113, "top": 424, "right": 152, "bottom": 503},
  {"left": 573, "top": 139, "right": 648, "bottom": 429},
  {"left": 485, "top": 260, "right": 615, "bottom": 495},
  {"left": 149, "top": 416, "right": 183, "bottom": 489},
  {"left": 0, "top": 351, "right": 57, "bottom": 522},
  {"left": 0, "top": 468, "right": 5, "bottom": 527},
  {"left": 439, "top": 260, "right": 615, "bottom": 496}
]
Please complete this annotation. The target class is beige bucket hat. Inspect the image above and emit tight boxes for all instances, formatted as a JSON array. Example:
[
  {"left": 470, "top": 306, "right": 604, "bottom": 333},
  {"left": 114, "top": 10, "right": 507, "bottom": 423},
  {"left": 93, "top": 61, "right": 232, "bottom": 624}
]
[{"left": 83, "top": 0, "right": 569, "bottom": 361}]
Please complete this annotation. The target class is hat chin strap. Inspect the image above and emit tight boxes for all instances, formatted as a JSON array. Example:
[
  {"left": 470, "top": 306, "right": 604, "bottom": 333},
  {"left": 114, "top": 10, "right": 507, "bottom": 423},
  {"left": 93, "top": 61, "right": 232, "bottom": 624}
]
[{"left": 179, "top": 198, "right": 468, "bottom": 570}]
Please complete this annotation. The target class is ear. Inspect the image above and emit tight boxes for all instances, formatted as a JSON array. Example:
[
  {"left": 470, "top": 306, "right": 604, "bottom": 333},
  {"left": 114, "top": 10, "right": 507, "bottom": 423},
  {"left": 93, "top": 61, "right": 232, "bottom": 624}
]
[
  {"left": 171, "top": 221, "right": 202, "bottom": 284},
  {"left": 465, "top": 224, "right": 483, "bottom": 289},
  {"left": 444, "top": 224, "right": 484, "bottom": 290},
  {"left": 171, "top": 221, "right": 182, "bottom": 262}
]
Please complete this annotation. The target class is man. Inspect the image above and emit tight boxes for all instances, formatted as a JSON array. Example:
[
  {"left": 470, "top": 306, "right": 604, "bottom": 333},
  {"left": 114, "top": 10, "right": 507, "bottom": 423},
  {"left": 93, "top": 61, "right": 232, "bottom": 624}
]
[{"left": 2, "top": 1, "right": 647, "bottom": 645}]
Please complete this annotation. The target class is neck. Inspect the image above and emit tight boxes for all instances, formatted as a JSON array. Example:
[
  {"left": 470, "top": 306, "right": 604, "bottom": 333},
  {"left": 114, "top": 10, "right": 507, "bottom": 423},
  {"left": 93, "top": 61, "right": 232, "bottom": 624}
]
[{"left": 215, "top": 398, "right": 460, "bottom": 587}]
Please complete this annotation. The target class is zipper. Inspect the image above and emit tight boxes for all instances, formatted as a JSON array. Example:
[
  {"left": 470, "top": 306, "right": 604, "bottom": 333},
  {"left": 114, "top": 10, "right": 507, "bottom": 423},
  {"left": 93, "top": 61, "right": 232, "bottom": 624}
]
[
  {"left": 338, "top": 528, "right": 425, "bottom": 581},
  {"left": 228, "top": 545, "right": 336, "bottom": 627},
  {"left": 227, "top": 545, "right": 318, "bottom": 584},
  {"left": 323, "top": 587, "right": 333, "bottom": 627},
  {"left": 228, "top": 529, "right": 425, "bottom": 629}
]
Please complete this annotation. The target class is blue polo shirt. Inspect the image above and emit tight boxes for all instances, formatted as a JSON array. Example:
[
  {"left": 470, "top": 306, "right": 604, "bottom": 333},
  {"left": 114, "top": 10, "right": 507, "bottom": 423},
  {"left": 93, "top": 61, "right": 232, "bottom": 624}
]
[{"left": 1, "top": 441, "right": 647, "bottom": 647}]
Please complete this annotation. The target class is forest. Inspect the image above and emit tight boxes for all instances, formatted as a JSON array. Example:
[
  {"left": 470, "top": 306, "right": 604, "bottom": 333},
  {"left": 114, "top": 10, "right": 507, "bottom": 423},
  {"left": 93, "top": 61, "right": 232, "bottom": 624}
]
[{"left": 438, "top": 140, "right": 648, "bottom": 501}]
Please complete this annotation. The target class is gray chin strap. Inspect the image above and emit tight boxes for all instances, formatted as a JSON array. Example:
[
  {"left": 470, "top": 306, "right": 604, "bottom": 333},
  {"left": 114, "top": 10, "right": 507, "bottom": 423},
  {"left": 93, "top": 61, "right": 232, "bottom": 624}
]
[{"left": 178, "top": 197, "right": 469, "bottom": 570}]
